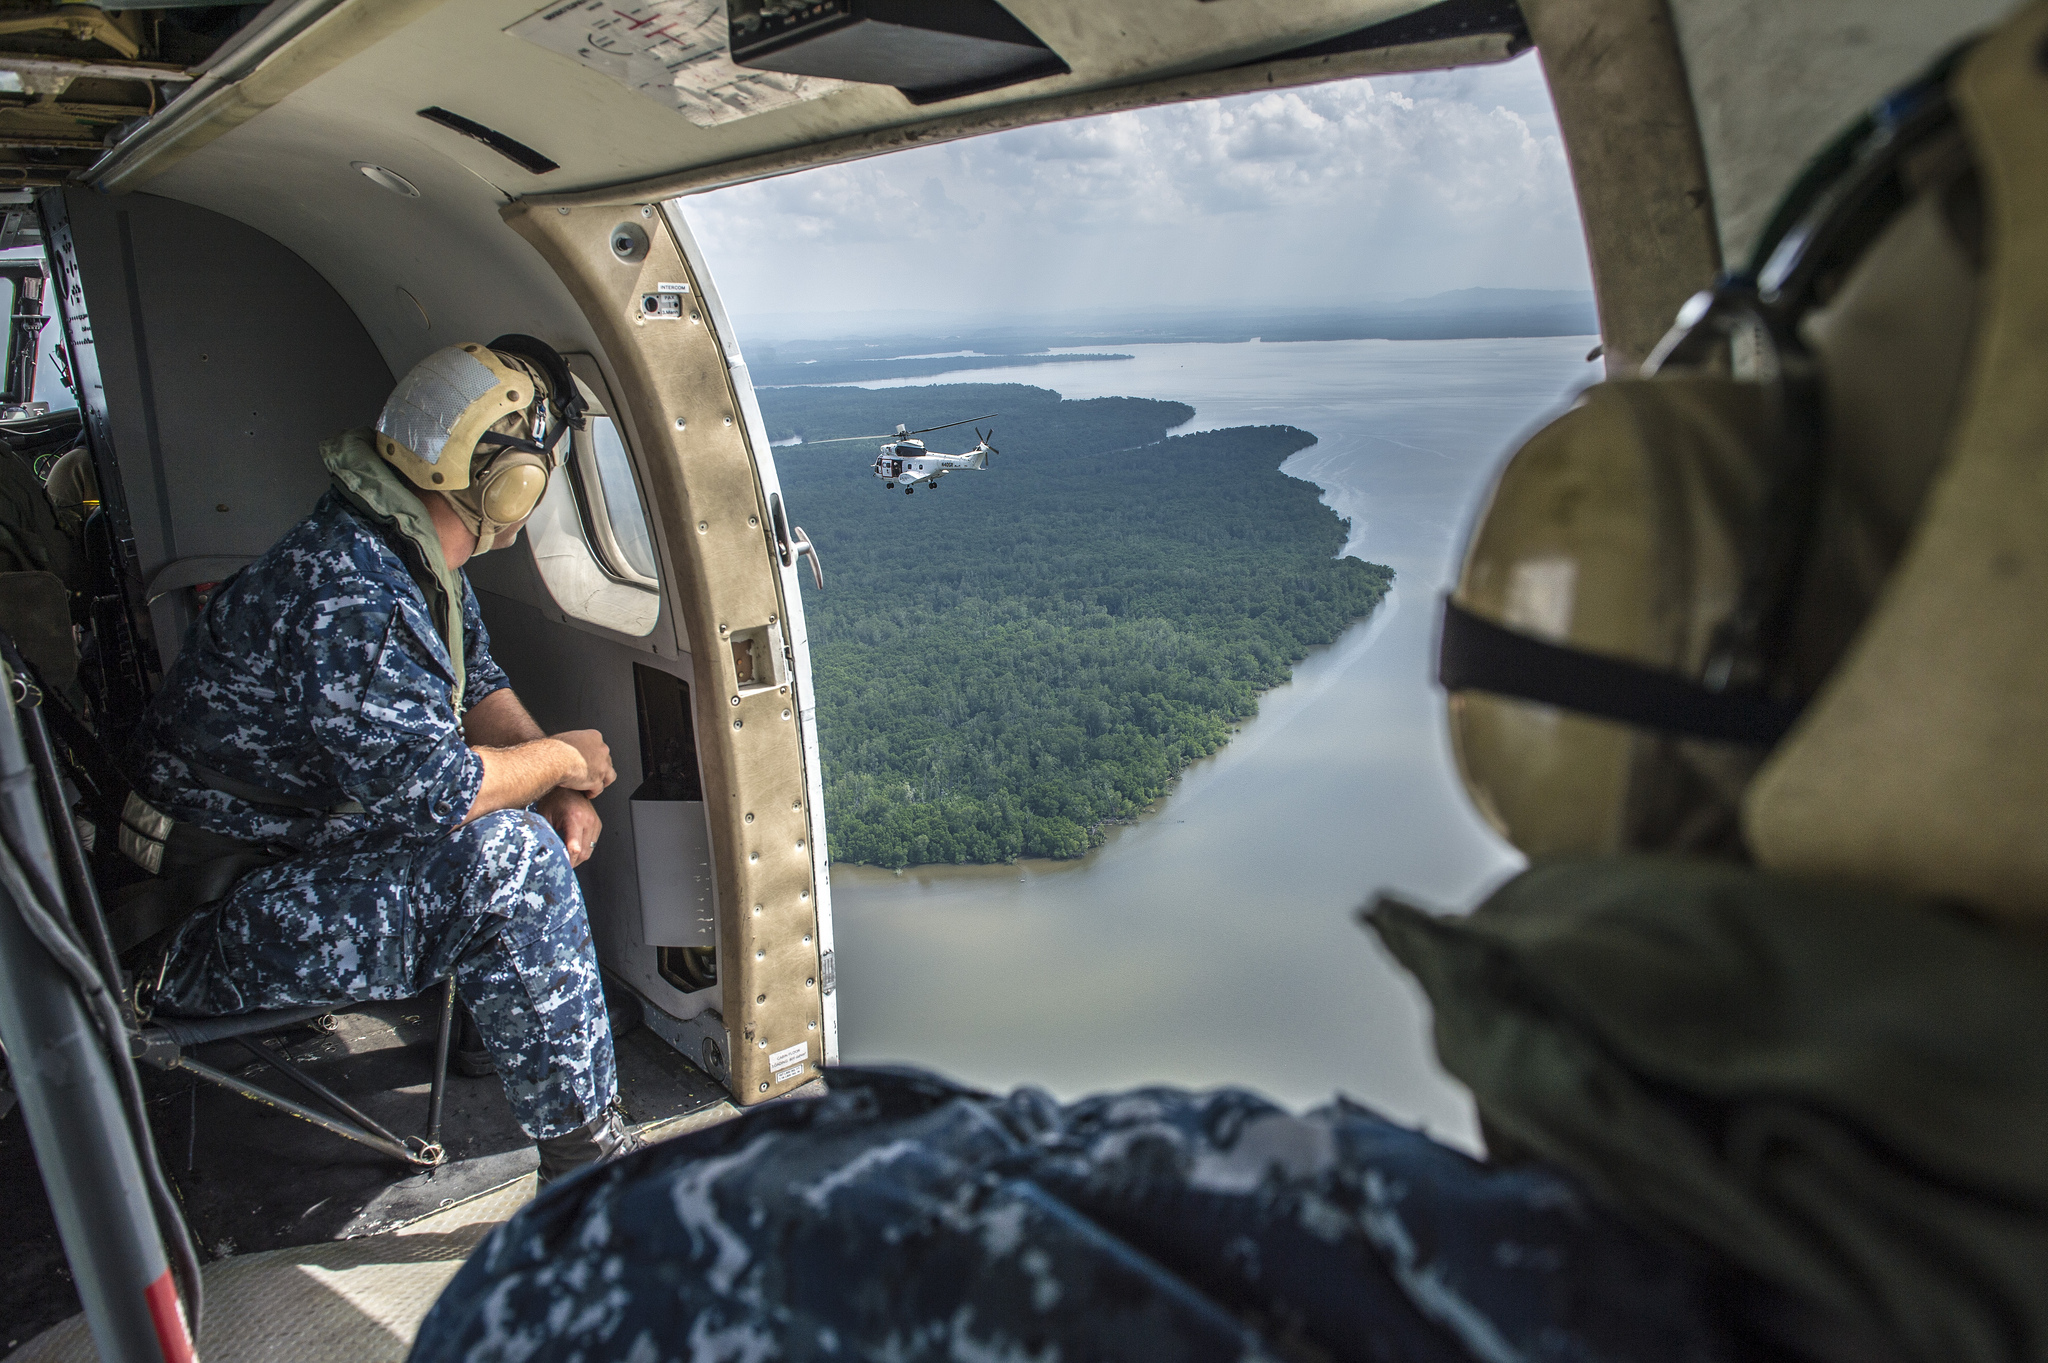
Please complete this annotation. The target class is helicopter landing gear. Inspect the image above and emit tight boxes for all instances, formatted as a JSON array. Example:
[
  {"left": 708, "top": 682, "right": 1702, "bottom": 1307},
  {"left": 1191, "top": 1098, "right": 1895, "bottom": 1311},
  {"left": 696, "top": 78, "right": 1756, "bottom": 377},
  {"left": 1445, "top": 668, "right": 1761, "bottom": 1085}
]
[
  {"left": 927, "top": 479, "right": 939, "bottom": 489},
  {"left": 905, "top": 487, "right": 914, "bottom": 495},
  {"left": 885, "top": 482, "right": 895, "bottom": 488}
]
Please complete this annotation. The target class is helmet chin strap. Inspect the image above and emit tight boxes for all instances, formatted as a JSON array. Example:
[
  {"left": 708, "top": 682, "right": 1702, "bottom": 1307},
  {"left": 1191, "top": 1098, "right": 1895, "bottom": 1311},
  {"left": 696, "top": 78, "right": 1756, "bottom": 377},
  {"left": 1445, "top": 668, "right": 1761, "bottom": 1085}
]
[{"left": 439, "top": 484, "right": 496, "bottom": 557}]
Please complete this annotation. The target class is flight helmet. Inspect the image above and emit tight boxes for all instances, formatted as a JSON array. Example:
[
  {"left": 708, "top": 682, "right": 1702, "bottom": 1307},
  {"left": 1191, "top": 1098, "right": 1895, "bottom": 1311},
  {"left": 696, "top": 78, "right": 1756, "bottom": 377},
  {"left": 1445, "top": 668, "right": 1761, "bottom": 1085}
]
[{"left": 373, "top": 334, "right": 586, "bottom": 555}]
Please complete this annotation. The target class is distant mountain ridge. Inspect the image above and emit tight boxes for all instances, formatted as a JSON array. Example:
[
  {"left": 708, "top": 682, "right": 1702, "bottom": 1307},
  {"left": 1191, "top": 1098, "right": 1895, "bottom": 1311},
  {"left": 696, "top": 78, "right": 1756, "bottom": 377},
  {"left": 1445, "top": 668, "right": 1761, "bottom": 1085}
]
[
  {"left": 752, "top": 352, "right": 1132, "bottom": 388},
  {"left": 741, "top": 290, "right": 1596, "bottom": 376}
]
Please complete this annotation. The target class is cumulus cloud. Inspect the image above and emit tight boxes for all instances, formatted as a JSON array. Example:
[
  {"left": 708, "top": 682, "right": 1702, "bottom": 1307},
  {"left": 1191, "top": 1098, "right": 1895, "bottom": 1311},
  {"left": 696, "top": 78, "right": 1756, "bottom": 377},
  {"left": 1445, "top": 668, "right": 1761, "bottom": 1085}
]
[{"left": 683, "top": 52, "right": 1591, "bottom": 322}]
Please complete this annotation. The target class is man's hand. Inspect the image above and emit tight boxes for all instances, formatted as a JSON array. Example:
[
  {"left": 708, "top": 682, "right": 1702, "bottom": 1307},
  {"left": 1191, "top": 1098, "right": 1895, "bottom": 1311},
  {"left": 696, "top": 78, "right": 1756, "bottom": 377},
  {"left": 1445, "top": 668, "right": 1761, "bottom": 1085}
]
[
  {"left": 537, "top": 787, "right": 603, "bottom": 866},
  {"left": 550, "top": 729, "right": 616, "bottom": 798},
  {"left": 467, "top": 724, "right": 616, "bottom": 825}
]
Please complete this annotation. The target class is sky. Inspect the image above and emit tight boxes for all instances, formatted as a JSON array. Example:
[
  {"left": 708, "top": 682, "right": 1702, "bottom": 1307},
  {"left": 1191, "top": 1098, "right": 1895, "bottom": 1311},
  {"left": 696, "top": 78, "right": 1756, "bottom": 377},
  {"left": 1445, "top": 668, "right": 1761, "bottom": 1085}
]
[{"left": 682, "top": 51, "right": 1592, "bottom": 332}]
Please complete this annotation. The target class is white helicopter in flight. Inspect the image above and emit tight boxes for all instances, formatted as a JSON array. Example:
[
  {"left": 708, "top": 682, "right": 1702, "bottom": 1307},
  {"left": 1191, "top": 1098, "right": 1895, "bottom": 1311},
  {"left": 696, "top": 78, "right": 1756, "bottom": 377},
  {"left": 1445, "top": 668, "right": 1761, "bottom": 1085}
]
[{"left": 805, "top": 414, "right": 999, "bottom": 493}]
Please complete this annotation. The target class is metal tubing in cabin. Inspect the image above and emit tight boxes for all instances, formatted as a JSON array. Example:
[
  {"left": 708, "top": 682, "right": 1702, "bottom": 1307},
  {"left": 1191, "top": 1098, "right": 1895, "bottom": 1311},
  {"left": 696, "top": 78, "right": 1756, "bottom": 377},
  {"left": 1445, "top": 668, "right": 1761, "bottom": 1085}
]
[
  {"left": 231, "top": 1035, "right": 415, "bottom": 1154},
  {"left": 176, "top": 1055, "right": 426, "bottom": 1167},
  {"left": 0, "top": 688, "right": 183, "bottom": 1362},
  {"left": 428, "top": 977, "right": 455, "bottom": 1147}
]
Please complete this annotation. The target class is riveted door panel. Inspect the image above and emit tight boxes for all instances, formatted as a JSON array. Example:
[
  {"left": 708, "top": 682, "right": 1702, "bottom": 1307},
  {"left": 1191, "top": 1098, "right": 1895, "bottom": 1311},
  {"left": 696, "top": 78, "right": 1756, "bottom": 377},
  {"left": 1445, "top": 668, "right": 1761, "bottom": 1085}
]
[{"left": 504, "top": 201, "right": 834, "bottom": 1103}]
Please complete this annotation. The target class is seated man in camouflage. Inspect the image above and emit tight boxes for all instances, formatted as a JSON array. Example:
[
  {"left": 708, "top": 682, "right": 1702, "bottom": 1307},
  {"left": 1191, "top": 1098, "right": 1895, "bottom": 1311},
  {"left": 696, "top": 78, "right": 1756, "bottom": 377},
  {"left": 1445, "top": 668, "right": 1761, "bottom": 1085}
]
[{"left": 126, "top": 337, "right": 631, "bottom": 1181}]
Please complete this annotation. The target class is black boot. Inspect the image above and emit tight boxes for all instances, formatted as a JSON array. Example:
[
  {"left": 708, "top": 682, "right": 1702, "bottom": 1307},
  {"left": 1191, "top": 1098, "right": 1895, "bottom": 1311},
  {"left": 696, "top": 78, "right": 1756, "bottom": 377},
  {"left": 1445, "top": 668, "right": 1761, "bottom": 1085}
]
[
  {"left": 535, "top": 1106, "right": 638, "bottom": 1187},
  {"left": 453, "top": 1000, "right": 494, "bottom": 1078}
]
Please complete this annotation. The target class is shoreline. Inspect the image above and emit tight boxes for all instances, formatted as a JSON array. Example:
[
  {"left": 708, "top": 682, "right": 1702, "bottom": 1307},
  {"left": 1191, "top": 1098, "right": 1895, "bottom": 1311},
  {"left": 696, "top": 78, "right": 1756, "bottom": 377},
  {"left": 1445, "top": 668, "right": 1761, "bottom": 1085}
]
[
  {"left": 826, "top": 585, "right": 1398, "bottom": 887},
  {"left": 816, "top": 386, "right": 1392, "bottom": 877}
]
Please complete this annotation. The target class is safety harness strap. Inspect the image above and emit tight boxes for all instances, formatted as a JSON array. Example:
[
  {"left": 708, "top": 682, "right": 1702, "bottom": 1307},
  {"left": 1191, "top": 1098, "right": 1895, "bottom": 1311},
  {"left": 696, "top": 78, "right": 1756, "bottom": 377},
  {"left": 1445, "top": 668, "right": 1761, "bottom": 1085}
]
[
  {"left": 106, "top": 847, "right": 280, "bottom": 956},
  {"left": 184, "top": 761, "right": 364, "bottom": 818},
  {"left": 1438, "top": 597, "right": 1804, "bottom": 746}
]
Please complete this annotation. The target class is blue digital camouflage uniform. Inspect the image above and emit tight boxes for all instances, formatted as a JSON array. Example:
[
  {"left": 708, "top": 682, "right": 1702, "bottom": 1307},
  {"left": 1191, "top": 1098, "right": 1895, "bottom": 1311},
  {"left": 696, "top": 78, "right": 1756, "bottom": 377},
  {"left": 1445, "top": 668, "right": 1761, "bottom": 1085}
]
[
  {"left": 132, "top": 487, "right": 616, "bottom": 1141},
  {"left": 410, "top": 1068, "right": 1746, "bottom": 1363}
]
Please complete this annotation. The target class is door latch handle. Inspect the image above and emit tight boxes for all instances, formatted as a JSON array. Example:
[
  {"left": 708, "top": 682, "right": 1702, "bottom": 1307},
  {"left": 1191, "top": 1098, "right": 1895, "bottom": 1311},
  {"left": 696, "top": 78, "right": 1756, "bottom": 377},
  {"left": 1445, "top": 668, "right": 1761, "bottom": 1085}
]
[
  {"left": 768, "top": 492, "right": 793, "bottom": 567},
  {"left": 790, "top": 526, "right": 823, "bottom": 589}
]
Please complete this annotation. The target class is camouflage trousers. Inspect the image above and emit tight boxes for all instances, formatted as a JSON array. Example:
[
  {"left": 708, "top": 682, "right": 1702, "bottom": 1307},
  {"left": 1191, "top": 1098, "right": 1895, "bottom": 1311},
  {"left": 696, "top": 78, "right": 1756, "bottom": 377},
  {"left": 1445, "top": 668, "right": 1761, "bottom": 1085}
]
[
  {"left": 411, "top": 1068, "right": 1746, "bottom": 1363},
  {"left": 156, "top": 809, "right": 616, "bottom": 1141}
]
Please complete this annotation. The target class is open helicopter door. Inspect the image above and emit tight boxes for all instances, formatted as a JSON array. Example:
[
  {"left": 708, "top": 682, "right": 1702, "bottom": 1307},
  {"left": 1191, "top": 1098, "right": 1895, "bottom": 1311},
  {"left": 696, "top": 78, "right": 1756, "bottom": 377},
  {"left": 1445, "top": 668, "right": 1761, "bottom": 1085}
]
[{"left": 477, "top": 200, "right": 839, "bottom": 1102}]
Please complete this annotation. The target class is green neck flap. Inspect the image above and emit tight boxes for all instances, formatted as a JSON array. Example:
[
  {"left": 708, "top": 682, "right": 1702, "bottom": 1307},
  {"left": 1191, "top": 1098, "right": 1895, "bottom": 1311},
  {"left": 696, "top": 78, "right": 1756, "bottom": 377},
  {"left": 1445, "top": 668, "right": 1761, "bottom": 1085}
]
[{"left": 322, "top": 428, "right": 466, "bottom": 712}]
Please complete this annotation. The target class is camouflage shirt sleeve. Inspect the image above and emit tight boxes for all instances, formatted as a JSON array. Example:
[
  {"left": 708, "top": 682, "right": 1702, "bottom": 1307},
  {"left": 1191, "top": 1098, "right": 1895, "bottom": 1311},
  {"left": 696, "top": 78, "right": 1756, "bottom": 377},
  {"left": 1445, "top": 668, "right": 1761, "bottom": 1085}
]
[
  {"left": 294, "top": 588, "right": 483, "bottom": 833},
  {"left": 459, "top": 572, "right": 511, "bottom": 715}
]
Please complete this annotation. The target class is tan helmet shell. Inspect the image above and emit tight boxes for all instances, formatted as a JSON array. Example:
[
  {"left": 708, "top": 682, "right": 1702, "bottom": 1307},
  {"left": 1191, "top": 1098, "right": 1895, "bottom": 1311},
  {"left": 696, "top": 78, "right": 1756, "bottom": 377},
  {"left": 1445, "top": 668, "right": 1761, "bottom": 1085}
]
[
  {"left": 374, "top": 343, "right": 537, "bottom": 493},
  {"left": 1745, "top": 13, "right": 2048, "bottom": 921},
  {"left": 1448, "top": 79, "right": 1985, "bottom": 863}
]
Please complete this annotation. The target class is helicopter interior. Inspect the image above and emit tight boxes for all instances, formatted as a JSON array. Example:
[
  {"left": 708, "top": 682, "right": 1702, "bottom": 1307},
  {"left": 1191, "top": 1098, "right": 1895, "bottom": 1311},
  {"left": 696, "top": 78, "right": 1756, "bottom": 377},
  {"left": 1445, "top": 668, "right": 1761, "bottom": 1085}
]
[{"left": 0, "top": 0, "right": 2026, "bottom": 1355}]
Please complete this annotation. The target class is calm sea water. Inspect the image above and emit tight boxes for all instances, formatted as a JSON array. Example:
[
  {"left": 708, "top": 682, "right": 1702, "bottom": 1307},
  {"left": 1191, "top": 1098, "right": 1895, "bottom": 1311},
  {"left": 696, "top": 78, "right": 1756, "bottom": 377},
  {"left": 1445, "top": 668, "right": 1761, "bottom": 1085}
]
[{"left": 809, "top": 337, "right": 1596, "bottom": 1148}]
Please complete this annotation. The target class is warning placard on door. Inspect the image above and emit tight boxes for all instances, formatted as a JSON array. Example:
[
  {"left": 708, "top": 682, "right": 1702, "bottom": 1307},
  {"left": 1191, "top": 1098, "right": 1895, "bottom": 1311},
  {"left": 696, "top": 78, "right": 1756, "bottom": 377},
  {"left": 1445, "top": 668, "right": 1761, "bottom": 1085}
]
[{"left": 508, "top": 0, "right": 841, "bottom": 128}]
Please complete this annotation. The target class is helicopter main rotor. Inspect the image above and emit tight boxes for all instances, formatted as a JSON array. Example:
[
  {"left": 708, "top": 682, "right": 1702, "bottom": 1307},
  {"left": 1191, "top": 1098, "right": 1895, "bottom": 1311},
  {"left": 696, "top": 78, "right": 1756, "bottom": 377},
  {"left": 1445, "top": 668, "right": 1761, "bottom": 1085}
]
[{"left": 799, "top": 413, "right": 998, "bottom": 445}]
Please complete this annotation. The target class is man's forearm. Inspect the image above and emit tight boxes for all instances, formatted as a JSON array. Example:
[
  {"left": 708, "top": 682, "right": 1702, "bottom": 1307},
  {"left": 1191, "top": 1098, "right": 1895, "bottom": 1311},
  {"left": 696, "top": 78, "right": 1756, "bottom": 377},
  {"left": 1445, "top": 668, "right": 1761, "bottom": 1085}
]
[
  {"left": 464, "top": 688, "right": 546, "bottom": 749},
  {"left": 467, "top": 739, "right": 581, "bottom": 823},
  {"left": 460, "top": 686, "right": 615, "bottom": 822}
]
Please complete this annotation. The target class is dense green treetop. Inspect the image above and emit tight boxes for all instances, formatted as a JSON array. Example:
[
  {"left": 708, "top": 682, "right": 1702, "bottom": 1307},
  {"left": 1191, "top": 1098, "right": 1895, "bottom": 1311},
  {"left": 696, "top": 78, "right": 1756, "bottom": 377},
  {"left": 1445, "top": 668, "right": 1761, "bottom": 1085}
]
[{"left": 760, "top": 383, "right": 1392, "bottom": 868}]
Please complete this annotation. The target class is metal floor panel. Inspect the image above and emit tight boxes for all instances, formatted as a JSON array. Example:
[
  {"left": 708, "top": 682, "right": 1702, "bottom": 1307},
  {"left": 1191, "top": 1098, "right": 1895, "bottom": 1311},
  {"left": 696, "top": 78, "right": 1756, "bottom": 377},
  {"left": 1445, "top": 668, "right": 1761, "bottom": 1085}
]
[
  {"left": 8, "top": 1102, "right": 742, "bottom": 1361},
  {"left": 11, "top": 1177, "right": 530, "bottom": 1363},
  {"left": 2, "top": 999, "right": 733, "bottom": 1353}
]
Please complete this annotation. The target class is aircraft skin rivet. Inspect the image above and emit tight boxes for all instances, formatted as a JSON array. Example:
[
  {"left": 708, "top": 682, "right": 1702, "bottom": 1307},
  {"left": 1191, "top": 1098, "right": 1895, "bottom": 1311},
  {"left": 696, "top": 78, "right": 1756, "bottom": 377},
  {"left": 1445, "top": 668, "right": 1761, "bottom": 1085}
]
[
  {"left": 796, "top": 840, "right": 805, "bottom": 851},
  {"left": 723, "top": 416, "right": 732, "bottom": 425},
  {"left": 734, "top": 719, "right": 743, "bottom": 730},
  {"left": 759, "top": 1082, "right": 769, "bottom": 1092},
  {"left": 808, "top": 1021, "right": 817, "bottom": 1031},
  {"left": 745, "top": 812, "right": 754, "bottom": 823},
  {"left": 641, "top": 205, "right": 653, "bottom": 218},
  {"left": 781, "top": 709, "right": 791, "bottom": 720},
  {"left": 805, "top": 977, "right": 815, "bottom": 989},
  {"left": 749, "top": 516, "right": 758, "bottom": 527},
  {"left": 697, "top": 521, "right": 708, "bottom": 533},
  {"left": 730, "top": 695, "right": 740, "bottom": 706},
  {"left": 756, "top": 949, "right": 765, "bottom": 960},
  {"left": 756, "top": 994, "right": 766, "bottom": 1004},
  {"left": 749, "top": 851, "right": 759, "bottom": 863},
  {"left": 675, "top": 417, "right": 687, "bottom": 430},
  {"left": 557, "top": 207, "right": 570, "bottom": 215}
]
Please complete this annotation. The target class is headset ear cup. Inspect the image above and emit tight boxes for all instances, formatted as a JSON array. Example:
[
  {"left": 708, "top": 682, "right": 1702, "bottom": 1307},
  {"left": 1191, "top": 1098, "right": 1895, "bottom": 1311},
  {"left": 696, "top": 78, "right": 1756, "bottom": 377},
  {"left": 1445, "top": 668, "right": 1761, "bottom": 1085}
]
[
  {"left": 481, "top": 458, "right": 549, "bottom": 525},
  {"left": 1447, "top": 376, "right": 1786, "bottom": 858}
]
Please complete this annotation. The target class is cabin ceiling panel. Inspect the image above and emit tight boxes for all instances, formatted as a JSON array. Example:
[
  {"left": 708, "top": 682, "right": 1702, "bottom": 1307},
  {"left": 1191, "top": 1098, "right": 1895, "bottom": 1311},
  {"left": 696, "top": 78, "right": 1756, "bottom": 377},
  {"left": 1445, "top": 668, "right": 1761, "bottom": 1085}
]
[
  {"left": 109, "top": 0, "right": 1449, "bottom": 201},
  {"left": 132, "top": 0, "right": 1507, "bottom": 383},
  {"left": 1669, "top": 0, "right": 2017, "bottom": 267},
  {"left": 143, "top": 89, "right": 604, "bottom": 394}
]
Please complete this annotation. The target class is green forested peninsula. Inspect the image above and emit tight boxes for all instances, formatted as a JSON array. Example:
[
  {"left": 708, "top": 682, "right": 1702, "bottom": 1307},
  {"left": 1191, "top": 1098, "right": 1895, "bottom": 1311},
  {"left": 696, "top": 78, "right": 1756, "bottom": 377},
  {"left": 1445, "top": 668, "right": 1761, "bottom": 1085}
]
[{"left": 760, "top": 383, "right": 1393, "bottom": 867}]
